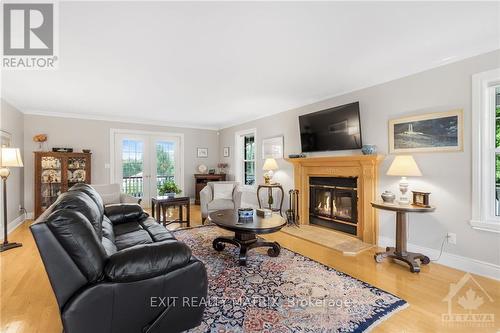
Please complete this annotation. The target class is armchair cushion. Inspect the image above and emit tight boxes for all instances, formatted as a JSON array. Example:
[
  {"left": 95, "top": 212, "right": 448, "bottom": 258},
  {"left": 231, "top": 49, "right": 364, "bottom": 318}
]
[
  {"left": 104, "top": 204, "right": 148, "bottom": 225},
  {"left": 207, "top": 199, "right": 235, "bottom": 211},
  {"left": 104, "top": 241, "right": 192, "bottom": 282},
  {"left": 213, "top": 183, "right": 234, "bottom": 200}
]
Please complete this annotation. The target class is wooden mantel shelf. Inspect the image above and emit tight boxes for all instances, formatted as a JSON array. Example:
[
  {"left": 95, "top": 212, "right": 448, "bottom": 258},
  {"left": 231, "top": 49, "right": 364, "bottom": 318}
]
[
  {"left": 285, "top": 154, "right": 385, "bottom": 245},
  {"left": 285, "top": 154, "right": 385, "bottom": 164}
]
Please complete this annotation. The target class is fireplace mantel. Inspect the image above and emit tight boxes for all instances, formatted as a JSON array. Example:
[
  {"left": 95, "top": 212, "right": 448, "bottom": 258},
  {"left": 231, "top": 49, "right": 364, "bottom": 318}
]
[{"left": 285, "top": 155, "right": 385, "bottom": 244}]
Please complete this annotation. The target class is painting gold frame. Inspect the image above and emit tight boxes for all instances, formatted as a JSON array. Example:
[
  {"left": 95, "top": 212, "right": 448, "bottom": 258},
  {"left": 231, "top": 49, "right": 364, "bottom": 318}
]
[{"left": 388, "top": 109, "right": 463, "bottom": 154}]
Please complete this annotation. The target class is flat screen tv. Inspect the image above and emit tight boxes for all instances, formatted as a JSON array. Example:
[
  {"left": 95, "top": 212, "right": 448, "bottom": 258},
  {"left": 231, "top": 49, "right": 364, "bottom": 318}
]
[{"left": 299, "top": 102, "right": 362, "bottom": 152}]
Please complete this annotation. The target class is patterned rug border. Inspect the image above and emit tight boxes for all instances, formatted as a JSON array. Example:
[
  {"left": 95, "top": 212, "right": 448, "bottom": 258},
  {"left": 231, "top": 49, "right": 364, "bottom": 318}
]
[{"left": 173, "top": 225, "right": 409, "bottom": 332}]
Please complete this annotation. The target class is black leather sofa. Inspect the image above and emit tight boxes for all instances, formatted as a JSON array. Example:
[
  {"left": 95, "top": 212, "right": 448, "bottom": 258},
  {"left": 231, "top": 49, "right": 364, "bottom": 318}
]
[{"left": 30, "top": 184, "right": 207, "bottom": 333}]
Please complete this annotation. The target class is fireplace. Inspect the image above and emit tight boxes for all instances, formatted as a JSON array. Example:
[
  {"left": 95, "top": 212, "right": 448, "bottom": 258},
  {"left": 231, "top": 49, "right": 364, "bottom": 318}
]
[{"left": 309, "top": 177, "right": 358, "bottom": 236}]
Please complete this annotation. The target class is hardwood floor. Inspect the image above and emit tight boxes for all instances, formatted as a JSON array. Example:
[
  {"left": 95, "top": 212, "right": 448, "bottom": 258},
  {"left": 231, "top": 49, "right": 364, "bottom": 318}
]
[{"left": 1, "top": 205, "right": 499, "bottom": 333}]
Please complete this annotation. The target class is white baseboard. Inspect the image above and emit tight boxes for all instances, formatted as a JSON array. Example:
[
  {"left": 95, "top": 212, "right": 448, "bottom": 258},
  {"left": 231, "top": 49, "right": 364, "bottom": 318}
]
[
  {"left": 0, "top": 214, "right": 27, "bottom": 241},
  {"left": 378, "top": 236, "right": 500, "bottom": 281}
]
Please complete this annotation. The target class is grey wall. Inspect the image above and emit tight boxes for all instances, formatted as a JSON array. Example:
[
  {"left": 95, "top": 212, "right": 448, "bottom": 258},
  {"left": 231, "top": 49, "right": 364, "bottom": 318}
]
[
  {"left": 0, "top": 99, "right": 25, "bottom": 229},
  {"left": 219, "top": 49, "right": 500, "bottom": 266},
  {"left": 23, "top": 115, "right": 219, "bottom": 212}
]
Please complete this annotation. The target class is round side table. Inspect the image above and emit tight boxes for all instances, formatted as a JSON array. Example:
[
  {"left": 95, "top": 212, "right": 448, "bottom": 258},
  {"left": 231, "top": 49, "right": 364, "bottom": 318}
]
[{"left": 371, "top": 201, "right": 436, "bottom": 273}]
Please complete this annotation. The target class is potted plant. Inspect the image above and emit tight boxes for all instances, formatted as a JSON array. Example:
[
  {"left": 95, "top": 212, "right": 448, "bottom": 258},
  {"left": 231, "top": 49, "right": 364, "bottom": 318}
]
[{"left": 158, "top": 180, "right": 182, "bottom": 198}]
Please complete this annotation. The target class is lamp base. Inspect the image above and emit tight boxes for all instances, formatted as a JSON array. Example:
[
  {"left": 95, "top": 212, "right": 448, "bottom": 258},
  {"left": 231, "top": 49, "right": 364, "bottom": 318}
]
[{"left": 0, "top": 241, "right": 22, "bottom": 252}]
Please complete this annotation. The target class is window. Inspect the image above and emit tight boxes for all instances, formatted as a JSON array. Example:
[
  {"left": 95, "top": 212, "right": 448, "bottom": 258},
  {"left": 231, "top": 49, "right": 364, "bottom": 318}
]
[
  {"left": 235, "top": 129, "right": 256, "bottom": 187},
  {"left": 471, "top": 68, "right": 500, "bottom": 233}
]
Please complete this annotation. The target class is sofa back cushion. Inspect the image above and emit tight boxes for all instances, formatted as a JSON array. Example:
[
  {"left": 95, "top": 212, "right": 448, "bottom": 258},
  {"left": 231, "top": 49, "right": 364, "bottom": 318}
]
[
  {"left": 46, "top": 209, "right": 107, "bottom": 283},
  {"left": 53, "top": 191, "right": 103, "bottom": 238},
  {"left": 68, "top": 183, "right": 105, "bottom": 216},
  {"left": 104, "top": 204, "right": 147, "bottom": 225}
]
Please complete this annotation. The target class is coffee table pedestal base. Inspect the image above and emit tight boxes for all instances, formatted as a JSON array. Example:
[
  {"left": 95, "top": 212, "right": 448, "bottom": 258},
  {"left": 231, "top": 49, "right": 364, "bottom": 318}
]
[{"left": 213, "top": 232, "right": 281, "bottom": 266}]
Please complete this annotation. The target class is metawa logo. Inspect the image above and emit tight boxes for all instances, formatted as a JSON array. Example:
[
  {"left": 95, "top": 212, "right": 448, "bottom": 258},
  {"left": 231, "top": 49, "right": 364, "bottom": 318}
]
[
  {"left": 2, "top": 2, "right": 58, "bottom": 69},
  {"left": 441, "top": 272, "right": 495, "bottom": 328}
]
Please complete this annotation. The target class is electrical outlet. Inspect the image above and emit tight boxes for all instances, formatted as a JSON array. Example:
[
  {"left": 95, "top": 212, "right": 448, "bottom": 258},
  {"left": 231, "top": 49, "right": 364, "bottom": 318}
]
[{"left": 447, "top": 232, "right": 457, "bottom": 245}]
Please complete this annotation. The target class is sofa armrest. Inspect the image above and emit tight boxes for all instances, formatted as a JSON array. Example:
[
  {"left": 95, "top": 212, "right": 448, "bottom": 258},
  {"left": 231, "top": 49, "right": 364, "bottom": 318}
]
[
  {"left": 120, "top": 193, "right": 141, "bottom": 204},
  {"left": 104, "top": 241, "right": 192, "bottom": 282},
  {"left": 104, "top": 204, "right": 148, "bottom": 225}
]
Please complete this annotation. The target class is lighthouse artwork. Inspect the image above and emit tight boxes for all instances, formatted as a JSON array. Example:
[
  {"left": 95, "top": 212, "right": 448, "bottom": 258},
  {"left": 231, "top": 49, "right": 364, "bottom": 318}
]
[{"left": 389, "top": 109, "right": 463, "bottom": 153}]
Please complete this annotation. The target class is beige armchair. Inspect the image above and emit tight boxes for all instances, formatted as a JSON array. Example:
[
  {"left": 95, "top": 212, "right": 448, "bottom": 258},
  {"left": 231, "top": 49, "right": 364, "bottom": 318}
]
[
  {"left": 91, "top": 183, "right": 141, "bottom": 206},
  {"left": 200, "top": 181, "right": 242, "bottom": 223}
]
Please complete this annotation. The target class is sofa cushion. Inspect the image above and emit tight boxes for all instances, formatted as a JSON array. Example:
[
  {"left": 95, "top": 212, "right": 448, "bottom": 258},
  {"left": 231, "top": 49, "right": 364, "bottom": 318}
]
[
  {"left": 140, "top": 217, "right": 176, "bottom": 242},
  {"left": 105, "top": 204, "right": 148, "bottom": 225},
  {"left": 101, "top": 192, "right": 121, "bottom": 205},
  {"left": 113, "top": 221, "right": 143, "bottom": 236},
  {"left": 68, "top": 183, "right": 105, "bottom": 217},
  {"left": 104, "top": 241, "right": 192, "bottom": 282},
  {"left": 101, "top": 216, "right": 115, "bottom": 242},
  {"left": 101, "top": 237, "right": 117, "bottom": 256},
  {"left": 46, "top": 209, "right": 107, "bottom": 283},
  {"left": 53, "top": 191, "right": 103, "bottom": 238},
  {"left": 114, "top": 228, "right": 153, "bottom": 250},
  {"left": 207, "top": 199, "right": 235, "bottom": 211}
]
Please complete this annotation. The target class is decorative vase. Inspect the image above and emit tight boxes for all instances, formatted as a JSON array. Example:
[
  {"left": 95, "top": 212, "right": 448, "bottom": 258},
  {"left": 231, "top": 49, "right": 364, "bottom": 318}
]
[
  {"left": 381, "top": 191, "right": 396, "bottom": 203},
  {"left": 361, "top": 144, "right": 377, "bottom": 155},
  {"left": 165, "top": 192, "right": 175, "bottom": 198}
]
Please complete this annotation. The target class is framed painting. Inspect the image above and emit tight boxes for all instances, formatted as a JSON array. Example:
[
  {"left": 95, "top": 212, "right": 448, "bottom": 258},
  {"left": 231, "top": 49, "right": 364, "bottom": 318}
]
[
  {"left": 197, "top": 147, "right": 208, "bottom": 158},
  {"left": 389, "top": 109, "right": 463, "bottom": 153},
  {"left": 262, "top": 136, "right": 284, "bottom": 159},
  {"left": 223, "top": 147, "right": 230, "bottom": 157}
]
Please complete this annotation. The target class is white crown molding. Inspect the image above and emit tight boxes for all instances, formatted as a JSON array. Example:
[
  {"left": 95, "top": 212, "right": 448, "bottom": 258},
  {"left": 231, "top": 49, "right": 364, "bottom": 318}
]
[
  {"left": 378, "top": 236, "right": 500, "bottom": 281},
  {"left": 21, "top": 109, "right": 220, "bottom": 131}
]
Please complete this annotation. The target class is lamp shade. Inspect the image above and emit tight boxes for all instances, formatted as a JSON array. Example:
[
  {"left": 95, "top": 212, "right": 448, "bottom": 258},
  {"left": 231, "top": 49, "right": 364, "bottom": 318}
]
[
  {"left": 0, "top": 148, "right": 23, "bottom": 167},
  {"left": 262, "top": 158, "right": 279, "bottom": 171},
  {"left": 386, "top": 155, "right": 421, "bottom": 177}
]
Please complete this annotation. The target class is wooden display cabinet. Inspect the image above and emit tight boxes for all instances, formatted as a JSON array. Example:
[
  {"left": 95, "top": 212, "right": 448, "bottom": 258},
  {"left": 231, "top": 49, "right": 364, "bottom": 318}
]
[{"left": 34, "top": 152, "right": 91, "bottom": 218}]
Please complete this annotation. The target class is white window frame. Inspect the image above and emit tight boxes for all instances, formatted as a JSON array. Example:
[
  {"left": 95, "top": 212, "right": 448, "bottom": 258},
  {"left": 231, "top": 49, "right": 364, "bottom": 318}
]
[
  {"left": 234, "top": 128, "right": 257, "bottom": 190},
  {"left": 471, "top": 68, "right": 500, "bottom": 233}
]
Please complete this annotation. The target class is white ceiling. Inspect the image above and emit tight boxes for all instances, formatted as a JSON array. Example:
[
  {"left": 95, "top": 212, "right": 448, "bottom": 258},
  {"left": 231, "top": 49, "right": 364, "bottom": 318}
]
[{"left": 2, "top": 1, "right": 499, "bottom": 130}]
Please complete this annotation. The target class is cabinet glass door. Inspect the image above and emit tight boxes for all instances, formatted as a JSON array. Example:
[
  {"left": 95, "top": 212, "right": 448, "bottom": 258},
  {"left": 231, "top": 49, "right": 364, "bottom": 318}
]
[
  {"left": 40, "top": 156, "right": 63, "bottom": 212},
  {"left": 67, "top": 156, "right": 88, "bottom": 189}
]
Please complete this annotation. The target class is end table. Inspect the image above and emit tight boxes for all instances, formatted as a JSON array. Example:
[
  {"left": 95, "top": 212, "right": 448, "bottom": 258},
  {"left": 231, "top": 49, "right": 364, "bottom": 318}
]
[
  {"left": 257, "top": 184, "right": 284, "bottom": 216},
  {"left": 371, "top": 201, "right": 436, "bottom": 273}
]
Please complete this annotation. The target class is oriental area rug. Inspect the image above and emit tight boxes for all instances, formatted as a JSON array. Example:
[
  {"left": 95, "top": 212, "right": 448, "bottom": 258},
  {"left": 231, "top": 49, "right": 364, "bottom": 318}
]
[{"left": 174, "top": 226, "right": 407, "bottom": 333}]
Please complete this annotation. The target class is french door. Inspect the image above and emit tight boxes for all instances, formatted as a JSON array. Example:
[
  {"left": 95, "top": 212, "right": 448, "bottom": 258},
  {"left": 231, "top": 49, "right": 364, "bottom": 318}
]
[{"left": 112, "top": 130, "right": 183, "bottom": 208}]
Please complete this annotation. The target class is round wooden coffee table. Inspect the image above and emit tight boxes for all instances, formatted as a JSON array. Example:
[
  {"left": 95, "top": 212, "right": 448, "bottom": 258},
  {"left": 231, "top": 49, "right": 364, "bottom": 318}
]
[{"left": 208, "top": 209, "right": 287, "bottom": 266}]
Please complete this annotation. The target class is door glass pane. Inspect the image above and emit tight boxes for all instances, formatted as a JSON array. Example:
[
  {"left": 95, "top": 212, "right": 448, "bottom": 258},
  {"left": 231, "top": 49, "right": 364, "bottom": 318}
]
[
  {"left": 122, "top": 139, "right": 144, "bottom": 198},
  {"left": 156, "top": 141, "right": 175, "bottom": 194}
]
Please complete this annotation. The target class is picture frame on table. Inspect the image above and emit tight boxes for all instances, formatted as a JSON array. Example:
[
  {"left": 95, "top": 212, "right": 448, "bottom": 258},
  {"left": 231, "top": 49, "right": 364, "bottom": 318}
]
[
  {"left": 197, "top": 147, "right": 208, "bottom": 158},
  {"left": 388, "top": 109, "right": 463, "bottom": 153},
  {"left": 262, "top": 136, "right": 284, "bottom": 159}
]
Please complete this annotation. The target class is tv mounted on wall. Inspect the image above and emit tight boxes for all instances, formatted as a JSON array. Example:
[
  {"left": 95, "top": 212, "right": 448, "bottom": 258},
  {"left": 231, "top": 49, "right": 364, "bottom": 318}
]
[{"left": 299, "top": 101, "right": 362, "bottom": 152}]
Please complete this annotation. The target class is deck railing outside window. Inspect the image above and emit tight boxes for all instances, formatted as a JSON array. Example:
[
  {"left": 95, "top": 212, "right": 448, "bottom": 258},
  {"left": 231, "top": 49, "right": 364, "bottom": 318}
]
[{"left": 122, "top": 175, "right": 174, "bottom": 198}]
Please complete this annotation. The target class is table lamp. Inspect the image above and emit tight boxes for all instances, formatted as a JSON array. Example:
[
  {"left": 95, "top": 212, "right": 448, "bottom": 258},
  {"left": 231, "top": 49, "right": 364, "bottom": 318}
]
[
  {"left": 262, "top": 158, "right": 279, "bottom": 184},
  {"left": 1, "top": 147, "right": 24, "bottom": 252},
  {"left": 386, "top": 155, "right": 422, "bottom": 205}
]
